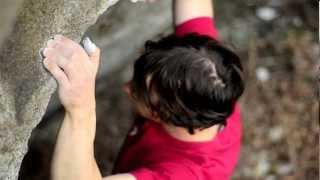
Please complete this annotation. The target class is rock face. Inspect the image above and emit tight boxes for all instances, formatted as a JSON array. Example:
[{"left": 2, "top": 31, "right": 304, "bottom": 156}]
[
  {"left": 0, "top": 0, "right": 24, "bottom": 48},
  {"left": 18, "top": 1, "right": 172, "bottom": 179},
  {"left": 0, "top": 0, "right": 120, "bottom": 179}
]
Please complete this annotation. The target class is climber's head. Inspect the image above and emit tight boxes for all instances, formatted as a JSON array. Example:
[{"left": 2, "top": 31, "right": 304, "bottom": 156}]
[{"left": 123, "top": 34, "right": 245, "bottom": 134}]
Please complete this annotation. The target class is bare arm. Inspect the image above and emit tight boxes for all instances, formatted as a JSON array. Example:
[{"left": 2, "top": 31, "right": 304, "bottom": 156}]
[
  {"left": 44, "top": 36, "right": 135, "bottom": 180},
  {"left": 46, "top": 1, "right": 215, "bottom": 180},
  {"left": 102, "top": 174, "right": 136, "bottom": 180},
  {"left": 44, "top": 35, "right": 101, "bottom": 180},
  {"left": 173, "top": 0, "right": 214, "bottom": 26},
  {"left": 52, "top": 112, "right": 101, "bottom": 180}
]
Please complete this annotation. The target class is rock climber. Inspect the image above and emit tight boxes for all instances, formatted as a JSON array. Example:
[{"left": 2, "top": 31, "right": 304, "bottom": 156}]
[{"left": 42, "top": 0, "right": 245, "bottom": 179}]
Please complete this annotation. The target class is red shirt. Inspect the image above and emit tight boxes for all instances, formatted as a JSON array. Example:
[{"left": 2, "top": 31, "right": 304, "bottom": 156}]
[{"left": 113, "top": 17, "right": 242, "bottom": 180}]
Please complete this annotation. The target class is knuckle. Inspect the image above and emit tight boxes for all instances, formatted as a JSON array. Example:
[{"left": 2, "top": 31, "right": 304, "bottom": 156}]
[
  {"left": 54, "top": 34, "right": 63, "bottom": 40},
  {"left": 70, "top": 50, "right": 77, "bottom": 58},
  {"left": 54, "top": 35, "right": 68, "bottom": 43},
  {"left": 51, "top": 40, "right": 61, "bottom": 49},
  {"left": 46, "top": 39, "right": 54, "bottom": 48}
]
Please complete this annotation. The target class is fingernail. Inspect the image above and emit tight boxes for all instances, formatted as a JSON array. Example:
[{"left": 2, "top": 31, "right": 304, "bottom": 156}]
[{"left": 82, "top": 37, "right": 97, "bottom": 54}]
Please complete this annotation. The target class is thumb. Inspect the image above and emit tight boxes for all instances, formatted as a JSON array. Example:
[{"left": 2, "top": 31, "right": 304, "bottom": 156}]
[{"left": 82, "top": 37, "right": 100, "bottom": 63}]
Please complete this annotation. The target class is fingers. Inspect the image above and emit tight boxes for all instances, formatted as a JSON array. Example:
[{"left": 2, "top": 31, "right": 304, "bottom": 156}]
[
  {"left": 90, "top": 47, "right": 100, "bottom": 62},
  {"left": 46, "top": 39, "right": 74, "bottom": 58},
  {"left": 82, "top": 37, "right": 100, "bottom": 63},
  {"left": 43, "top": 57, "right": 69, "bottom": 87},
  {"left": 46, "top": 35, "right": 99, "bottom": 62},
  {"left": 43, "top": 47, "right": 80, "bottom": 79},
  {"left": 82, "top": 37, "right": 97, "bottom": 55},
  {"left": 41, "top": 35, "right": 100, "bottom": 81},
  {"left": 43, "top": 48, "right": 68, "bottom": 68},
  {"left": 82, "top": 37, "right": 100, "bottom": 60},
  {"left": 47, "top": 35, "right": 85, "bottom": 59},
  {"left": 54, "top": 35, "right": 80, "bottom": 50},
  {"left": 89, "top": 47, "right": 100, "bottom": 71}
]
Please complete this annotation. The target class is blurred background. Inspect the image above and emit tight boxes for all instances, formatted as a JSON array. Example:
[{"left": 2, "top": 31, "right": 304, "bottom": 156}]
[{"left": 17, "top": 0, "right": 318, "bottom": 180}]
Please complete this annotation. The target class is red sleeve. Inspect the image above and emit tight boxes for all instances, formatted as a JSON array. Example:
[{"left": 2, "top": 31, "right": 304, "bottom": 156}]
[
  {"left": 130, "top": 163, "right": 196, "bottom": 180},
  {"left": 175, "top": 17, "right": 219, "bottom": 40}
]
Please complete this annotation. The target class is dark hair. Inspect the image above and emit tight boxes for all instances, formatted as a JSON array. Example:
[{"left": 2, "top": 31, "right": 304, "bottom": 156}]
[{"left": 130, "top": 33, "right": 245, "bottom": 134}]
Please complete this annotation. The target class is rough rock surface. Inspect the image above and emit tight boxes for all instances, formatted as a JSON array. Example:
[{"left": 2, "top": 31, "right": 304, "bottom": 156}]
[
  {"left": 19, "top": 1, "right": 172, "bottom": 179},
  {"left": 0, "top": 0, "right": 119, "bottom": 179},
  {"left": 0, "top": 0, "right": 23, "bottom": 48}
]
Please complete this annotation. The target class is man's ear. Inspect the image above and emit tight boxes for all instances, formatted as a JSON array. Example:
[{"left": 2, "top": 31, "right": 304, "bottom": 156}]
[{"left": 122, "top": 80, "right": 132, "bottom": 95}]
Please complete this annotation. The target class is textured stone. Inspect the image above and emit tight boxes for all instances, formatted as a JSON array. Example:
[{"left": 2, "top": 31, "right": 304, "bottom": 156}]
[
  {"left": 0, "top": 0, "right": 119, "bottom": 179},
  {"left": 18, "top": 1, "right": 172, "bottom": 178},
  {"left": 0, "top": 0, "right": 23, "bottom": 48}
]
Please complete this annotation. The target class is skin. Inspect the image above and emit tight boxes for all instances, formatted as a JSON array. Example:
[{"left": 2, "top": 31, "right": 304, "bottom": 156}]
[{"left": 45, "top": 0, "right": 215, "bottom": 180}]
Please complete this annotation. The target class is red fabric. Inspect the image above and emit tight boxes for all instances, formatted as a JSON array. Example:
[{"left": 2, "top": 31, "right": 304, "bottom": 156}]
[
  {"left": 175, "top": 17, "right": 219, "bottom": 39},
  {"left": 113, "top": 17, "right": 242, "bottom": 180}
]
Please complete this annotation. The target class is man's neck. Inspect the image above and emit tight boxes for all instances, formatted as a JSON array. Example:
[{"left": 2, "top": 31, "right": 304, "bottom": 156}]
[{"left": 161, "top": 122, "right": 220, "bottom": 142}]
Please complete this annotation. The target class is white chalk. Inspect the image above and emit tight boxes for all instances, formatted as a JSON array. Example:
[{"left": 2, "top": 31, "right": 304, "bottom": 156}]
[
  {"left": 130, "top": 0, "right": 146, "bottom": 3},
  {"left": 82, "top": 37, "right": 97, "bottom": 55},
  {"left": 256, "top": 67, "right": 271, "bottom": 82},
  {"left": 39, "top": 48, "right": 45, "bottom": 59},
  {"left": 256, "top": 7, "right": 278, "bottom": 21}
]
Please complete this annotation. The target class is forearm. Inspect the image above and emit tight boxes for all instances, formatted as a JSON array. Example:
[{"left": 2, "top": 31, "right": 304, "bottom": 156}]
[
  {"left": 51, "top": 110, "right": 102, "bottom": 180},
  {"left": 173, "top": 0, "right": 214, "bottom": 26}
]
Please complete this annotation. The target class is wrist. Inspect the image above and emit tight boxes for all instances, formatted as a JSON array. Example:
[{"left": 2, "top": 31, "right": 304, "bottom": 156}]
[
  {"left": 65, "top": 97, "right": 96, "bottom": 116},
  {"left": 65, "top": 106, "right": 96, "bottom": 126},
  {"left": 66, "top": 106, "right": 96, "bottom": 119},
  {"left": 60, "top": 87, "right": 97, "bottom": 115},
  {"left": 64, "top": 109, "right": 97, "bottom": 141},
  {"left": 66, "top": 105, "right": 96, "bottom": 116}
]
